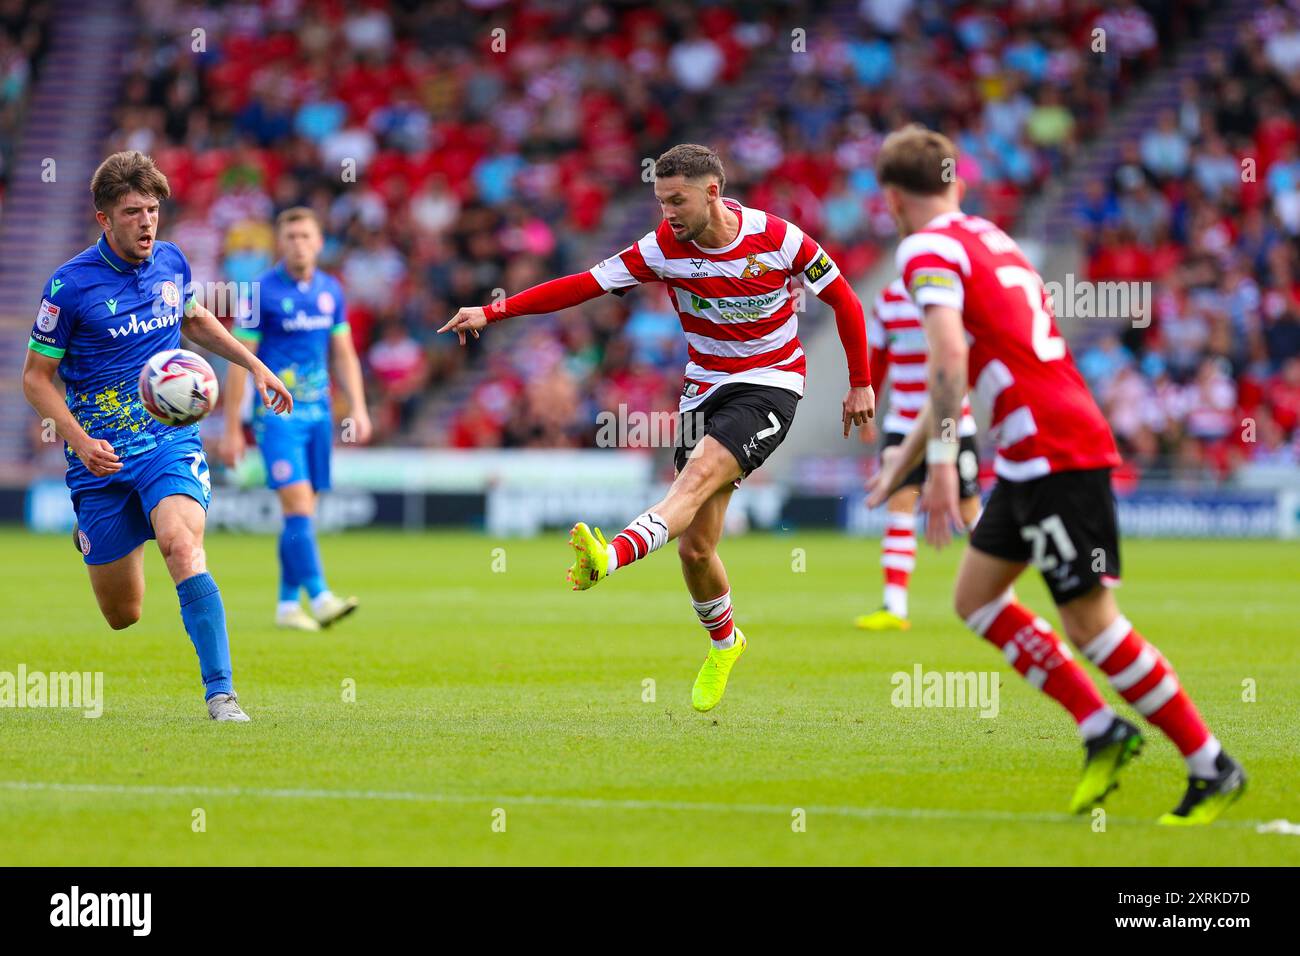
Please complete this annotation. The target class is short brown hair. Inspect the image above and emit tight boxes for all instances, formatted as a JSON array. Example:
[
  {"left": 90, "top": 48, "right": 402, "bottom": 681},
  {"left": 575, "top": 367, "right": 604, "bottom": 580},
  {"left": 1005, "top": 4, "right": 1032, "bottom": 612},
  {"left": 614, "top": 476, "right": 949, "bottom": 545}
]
[
  {"left": 90, "top": 151, "right": 171, "bottom": 212},
  {"left": 654, "top": 144, "right": 726, "bottom": 193},
  {"left": 876, "top": 125, "right": 959, "bottom": 196},
  {"left": 276, "top": 206, "right": 321, "bottom": 231}
]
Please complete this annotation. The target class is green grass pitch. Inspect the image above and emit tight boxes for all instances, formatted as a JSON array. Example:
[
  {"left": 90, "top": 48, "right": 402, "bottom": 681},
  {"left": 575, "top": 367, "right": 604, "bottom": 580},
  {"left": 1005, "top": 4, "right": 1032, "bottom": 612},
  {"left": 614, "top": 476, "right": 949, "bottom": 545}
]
[{"left": 1, "top": 528, "right": 1296, "bottom": 866}]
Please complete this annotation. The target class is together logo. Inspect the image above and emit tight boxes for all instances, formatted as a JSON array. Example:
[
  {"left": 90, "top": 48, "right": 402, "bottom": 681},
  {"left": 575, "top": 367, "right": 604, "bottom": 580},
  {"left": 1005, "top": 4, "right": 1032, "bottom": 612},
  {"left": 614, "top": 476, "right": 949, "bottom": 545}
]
[
  {"left": 891, "top": 663, "right": 1000, "bottom": 718},
  {"left": 0, "top": 665, "right": 103, "bottom": 718},
  {"left": 50, "top": 886, "right": 150, "bottom": 936}
]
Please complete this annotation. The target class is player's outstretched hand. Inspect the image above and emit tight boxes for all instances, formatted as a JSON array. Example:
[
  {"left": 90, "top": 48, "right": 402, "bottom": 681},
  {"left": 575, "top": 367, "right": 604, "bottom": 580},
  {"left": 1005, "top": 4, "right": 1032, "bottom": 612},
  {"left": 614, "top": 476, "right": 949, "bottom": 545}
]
[
  {"left": 347, "top": 408, "right": 373, "bottom": 445},
  {"left": 919, "top": 462, "right": 965, "bottom": 550},
  {"left": 437, "top": 306, "right": 487, "bottom": 346},
  {"left": 865, "top": 444, "right": 901, "bottom": 508},
  {"left": 73, "top": 436, "right": 122, "bottom": 477},
  {"left": 841, "top": 385, "right": 875, "bottom": 438},
  {"left": 254, "top": 366, "right": 294, "bottom": 415}
]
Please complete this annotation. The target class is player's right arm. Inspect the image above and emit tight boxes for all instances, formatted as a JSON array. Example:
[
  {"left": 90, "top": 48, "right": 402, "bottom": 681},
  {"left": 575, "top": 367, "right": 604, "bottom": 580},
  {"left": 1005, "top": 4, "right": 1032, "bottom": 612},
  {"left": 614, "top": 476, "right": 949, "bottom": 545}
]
[
  {"left": 438, "top": 273, "right": 608, "bottom": 345},
  {"left": 21, "top": 349, "right": 121, "bottom": 476},
  {"left": 866, "top": 399, "right": 929, "bottom": 508},
  {"left": 438, "top": 238, "right": 657, "bottom": 345},
  {"left": 891, "top": 231, "right": 972, "bottom": 547},
  {"left": 23, "top": 272, "right": 122, "bottom": 476},
  {"left": 916, "top": 303, "right": 968, "bottom": 548}
]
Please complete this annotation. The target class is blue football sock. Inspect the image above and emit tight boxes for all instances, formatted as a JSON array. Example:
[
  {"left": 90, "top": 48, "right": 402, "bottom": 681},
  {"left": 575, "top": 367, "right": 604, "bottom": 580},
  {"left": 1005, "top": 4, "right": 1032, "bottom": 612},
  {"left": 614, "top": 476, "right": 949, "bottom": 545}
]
[
  {"left": 283, "top": 514, "right": 328, "bottom": 599},
  {"left": 277, "top": 524, "right": 299, "bottom": 602},
  {"left": 176, "top": 572, "right": 233, "bottom": 699}
]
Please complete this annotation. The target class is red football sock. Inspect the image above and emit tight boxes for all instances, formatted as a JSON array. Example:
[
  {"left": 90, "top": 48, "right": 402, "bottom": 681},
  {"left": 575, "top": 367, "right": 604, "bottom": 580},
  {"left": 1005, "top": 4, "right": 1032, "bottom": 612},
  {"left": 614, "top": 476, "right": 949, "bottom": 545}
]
[
  {"left": 881, "top": 511, "right": 915, "bottom": 617},
  {"left": 965, "top": 591, "right": 1108, "bottom": 724},
  {"left": 608, "top": 511, "right": 669, "bottom": 572},
  {"left": 691, "top": 590, "right": 735, "bottom": 644},
  {"left": 1082, "top": 616, "right": 1212, "bottom": 757}
]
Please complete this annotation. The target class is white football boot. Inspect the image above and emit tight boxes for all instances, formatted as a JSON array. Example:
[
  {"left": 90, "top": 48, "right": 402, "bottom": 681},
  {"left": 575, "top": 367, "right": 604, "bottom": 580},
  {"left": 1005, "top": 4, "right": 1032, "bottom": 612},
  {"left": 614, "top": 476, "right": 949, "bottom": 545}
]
[{"left": 207, "top": 692, "right": 251, "bottom": 722}]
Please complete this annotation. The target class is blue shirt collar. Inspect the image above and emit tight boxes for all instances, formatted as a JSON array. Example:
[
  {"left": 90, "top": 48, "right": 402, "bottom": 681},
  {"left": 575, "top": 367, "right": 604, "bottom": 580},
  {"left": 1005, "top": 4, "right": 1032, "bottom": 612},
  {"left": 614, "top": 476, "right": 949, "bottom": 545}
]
[
  {"left": 276, "top": 261, "right": 317, "bottom": 288},
  {"left": 96, "top": 233, "right": 152, "bottom": 272}
]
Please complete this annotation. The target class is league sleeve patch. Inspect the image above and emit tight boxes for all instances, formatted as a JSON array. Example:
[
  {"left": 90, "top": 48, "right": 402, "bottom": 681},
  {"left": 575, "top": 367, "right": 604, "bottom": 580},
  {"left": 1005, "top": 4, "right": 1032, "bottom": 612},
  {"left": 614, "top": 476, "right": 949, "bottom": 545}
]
[
  {"left": 907, "top": 269, "right": 960, "bottom": 295},
  {"left": 804, "top": 251, "right": 833, "bottom": 284},
  {"left": 36, "top": 298, "right": 60, "bottom": 332}
]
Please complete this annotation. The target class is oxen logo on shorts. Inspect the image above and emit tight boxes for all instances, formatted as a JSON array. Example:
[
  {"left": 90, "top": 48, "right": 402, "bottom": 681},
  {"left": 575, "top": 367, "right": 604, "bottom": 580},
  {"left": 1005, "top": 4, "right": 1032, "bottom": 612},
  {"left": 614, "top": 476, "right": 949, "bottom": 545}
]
[
  {"left": 78, "top": 529, "right": 91, "bottom": 556},
  {"left": 744, "top": 412, "right": 783, "bottom": 457},
  {"left": 271, "top": 459, "right": 294, "bottom": 483}
]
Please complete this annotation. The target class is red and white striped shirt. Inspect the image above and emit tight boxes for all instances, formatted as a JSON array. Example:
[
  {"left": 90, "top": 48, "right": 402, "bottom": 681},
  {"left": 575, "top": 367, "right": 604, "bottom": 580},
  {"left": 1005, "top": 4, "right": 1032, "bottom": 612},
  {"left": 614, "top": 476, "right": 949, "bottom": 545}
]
[
  {"left": 896, "top": 212, "right": 1119, "bottom": 481},
  {"left": 868, "top": 278, "right": 976, "bottom": 438},
  {"left": 589, "top": 198, "right": 842, "bottom": 411}
]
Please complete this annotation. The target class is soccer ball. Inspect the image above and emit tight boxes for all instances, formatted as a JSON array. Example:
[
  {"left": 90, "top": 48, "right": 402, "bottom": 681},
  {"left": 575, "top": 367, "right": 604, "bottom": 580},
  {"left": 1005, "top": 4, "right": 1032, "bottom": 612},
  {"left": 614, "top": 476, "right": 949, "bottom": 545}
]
[{"left": 138, "top": 349, "right": 219, "bottom": 426}]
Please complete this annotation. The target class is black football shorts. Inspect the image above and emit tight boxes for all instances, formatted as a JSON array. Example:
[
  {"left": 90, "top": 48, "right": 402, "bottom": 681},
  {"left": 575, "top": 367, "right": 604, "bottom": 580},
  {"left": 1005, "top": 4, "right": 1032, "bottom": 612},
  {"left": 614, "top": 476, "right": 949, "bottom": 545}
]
[
  {"left": 674, "top": 382, "right": 799, "bottom": 479},
  {"left": 969, "top": 467, "right": 1121, "bottom": 605}
]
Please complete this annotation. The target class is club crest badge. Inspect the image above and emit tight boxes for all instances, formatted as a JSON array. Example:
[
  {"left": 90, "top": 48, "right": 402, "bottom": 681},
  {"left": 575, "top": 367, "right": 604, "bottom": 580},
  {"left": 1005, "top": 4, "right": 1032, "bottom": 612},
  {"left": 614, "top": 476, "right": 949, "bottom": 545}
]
[{"left": 742, "top": 253, "right": 770, "bottom": 278}]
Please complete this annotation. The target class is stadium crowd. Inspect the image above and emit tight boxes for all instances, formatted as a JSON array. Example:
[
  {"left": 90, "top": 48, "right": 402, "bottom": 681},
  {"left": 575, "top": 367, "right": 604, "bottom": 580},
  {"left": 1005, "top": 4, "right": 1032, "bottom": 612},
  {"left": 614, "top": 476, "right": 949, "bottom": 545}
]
[
  {"left": 67, "top": 0, "right": 1288, "bottom": 483},
  {"left": 0, "top": 0, "right": 51, "bottom": 210},
  {"left": 1076, "top": 1, "right": 1300, "bottom": 478},
  {"left": 97, "top": 2, "right": 1188, "bottom": 450}
]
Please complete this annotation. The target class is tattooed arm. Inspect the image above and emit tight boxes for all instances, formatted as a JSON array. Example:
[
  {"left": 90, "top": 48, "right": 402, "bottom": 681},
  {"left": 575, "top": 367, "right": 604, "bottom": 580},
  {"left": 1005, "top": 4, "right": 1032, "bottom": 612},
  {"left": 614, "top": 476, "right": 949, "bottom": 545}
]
[{"left": 918, "top": 304, "right": 969, "bottom": 548}]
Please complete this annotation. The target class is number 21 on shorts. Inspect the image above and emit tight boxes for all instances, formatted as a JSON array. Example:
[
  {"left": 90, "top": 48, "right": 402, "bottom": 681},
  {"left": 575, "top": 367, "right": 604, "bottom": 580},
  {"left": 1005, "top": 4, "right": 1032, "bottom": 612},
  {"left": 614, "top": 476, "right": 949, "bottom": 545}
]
[{"left": 1020, "top": 514, "right": 1077, "bottom": 571}]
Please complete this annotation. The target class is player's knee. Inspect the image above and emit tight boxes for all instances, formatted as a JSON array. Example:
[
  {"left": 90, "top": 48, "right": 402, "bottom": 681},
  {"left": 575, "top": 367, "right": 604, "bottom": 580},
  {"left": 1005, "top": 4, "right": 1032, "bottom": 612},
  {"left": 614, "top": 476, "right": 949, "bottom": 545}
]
[
  {"left": 1058, "top": 611, "right": 1100, "bottom": 647},
  {"left": 157, "top": 525, "right": 200, "bottom": 565},
  {"left": 104, "top": 605, "right": 141, "bottom": 630},
  {"left": 952, "top": 588, "right": 987, "bottom": 626},
  {"left": 953, "top": 594, "right": 975, "bottom": 624}
]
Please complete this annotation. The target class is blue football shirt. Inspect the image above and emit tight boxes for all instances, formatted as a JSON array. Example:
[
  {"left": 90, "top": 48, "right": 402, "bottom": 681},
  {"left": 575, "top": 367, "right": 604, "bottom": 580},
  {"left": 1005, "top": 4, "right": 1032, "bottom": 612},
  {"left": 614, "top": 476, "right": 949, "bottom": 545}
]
[
  {"left": 235, "top": 263, "right": 349, "bottom": 421},
  {"left": 29, "top": 233, "right": 198, "bottom": 466}
]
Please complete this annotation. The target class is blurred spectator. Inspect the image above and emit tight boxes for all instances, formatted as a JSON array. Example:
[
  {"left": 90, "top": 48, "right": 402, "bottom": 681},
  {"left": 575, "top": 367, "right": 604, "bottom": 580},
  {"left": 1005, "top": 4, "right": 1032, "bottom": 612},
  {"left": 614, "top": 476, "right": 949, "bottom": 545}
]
[
  {"left": 1141, "top": 110, "right": 1190, "bottom": 181},
  {"left": 368, "top": 321, "right": 428, "bottom": 437},
  {"left": 1071, "top": 6, "right": 1300, "bottom": 481}
]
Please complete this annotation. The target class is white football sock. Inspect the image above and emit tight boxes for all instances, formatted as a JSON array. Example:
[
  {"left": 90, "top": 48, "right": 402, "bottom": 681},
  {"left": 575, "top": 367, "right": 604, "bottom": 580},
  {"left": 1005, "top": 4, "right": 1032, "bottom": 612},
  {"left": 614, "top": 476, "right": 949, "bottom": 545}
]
[
  {"left": 1186, "top": 735, "right": 1222, "bottom": 778},
  {"left": 1078, "top": 707, "right": 1116, "bottom": 741}
]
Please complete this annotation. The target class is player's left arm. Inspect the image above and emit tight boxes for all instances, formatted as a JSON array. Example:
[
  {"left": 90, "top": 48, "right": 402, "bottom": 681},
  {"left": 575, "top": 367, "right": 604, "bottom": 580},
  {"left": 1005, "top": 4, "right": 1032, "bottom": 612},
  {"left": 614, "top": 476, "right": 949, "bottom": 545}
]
[
  {"left": 183, "top": 300, "right": 293, "bottom": 414},
  {"left": 814, "top": 275, "right": 877, "bottom": 437},
  {"left": 791, "top": 232, "right": 875, "bottom": 436},
  {"left": 329, "top": 325, "right": 371, "bottom": 444}
]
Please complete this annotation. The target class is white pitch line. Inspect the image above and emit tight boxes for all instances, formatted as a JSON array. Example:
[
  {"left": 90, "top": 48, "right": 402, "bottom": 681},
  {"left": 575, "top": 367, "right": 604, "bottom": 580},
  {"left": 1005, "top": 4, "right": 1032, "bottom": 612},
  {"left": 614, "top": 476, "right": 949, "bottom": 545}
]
[{"left": 0, "top": 780, "right": 1264, "bottom": 830}]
